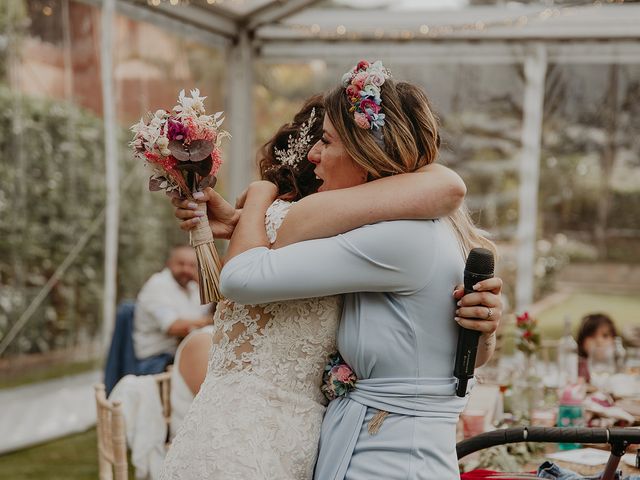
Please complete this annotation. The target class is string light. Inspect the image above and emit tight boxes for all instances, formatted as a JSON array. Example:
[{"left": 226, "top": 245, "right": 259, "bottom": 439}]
[
  {"left": 142, "top": 0, "right": 626, "bottom": 41},
  {"left": 287, "top": 1, "right": 613, "bottom": 41}
]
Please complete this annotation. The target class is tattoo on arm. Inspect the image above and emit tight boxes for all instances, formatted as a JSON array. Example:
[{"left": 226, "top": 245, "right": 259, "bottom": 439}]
[{"left": 483, "top": 333, "right": 496, "bottom": 348}]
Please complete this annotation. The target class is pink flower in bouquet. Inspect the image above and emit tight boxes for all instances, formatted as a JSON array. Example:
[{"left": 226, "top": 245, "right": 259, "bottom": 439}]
[
  {"left": 354, "top": 112, "right": 370, "bottom": 129},
  {"left": 357, "top": 60, "right": 370, "bottom": 71},
  {"left": 167, "top": 118, "right": 187, "bottom": 141},
  {"left": 210, "top": 150, "right": 223, "bottom": 177},
  {"left": 184, "top": 117, "right": 200, "bottom": 142}
]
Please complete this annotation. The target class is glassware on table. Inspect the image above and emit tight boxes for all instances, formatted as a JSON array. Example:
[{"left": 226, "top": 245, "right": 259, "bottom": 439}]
[
  {"left": 588, "top": 344, "right": 616, "bottom": 391},
  {"left": 625, "top": 347, "right": 640, "bottom": 375}
]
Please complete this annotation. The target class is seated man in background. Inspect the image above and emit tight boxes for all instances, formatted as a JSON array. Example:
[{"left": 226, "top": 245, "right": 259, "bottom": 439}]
[{"left": 134, "top": 245, "right": 212, "bottom": 375}]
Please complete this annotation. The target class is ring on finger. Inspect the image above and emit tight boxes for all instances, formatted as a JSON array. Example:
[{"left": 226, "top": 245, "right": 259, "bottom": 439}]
[{"left": 486, "top": 307, "right": 493, "bottom": 319}]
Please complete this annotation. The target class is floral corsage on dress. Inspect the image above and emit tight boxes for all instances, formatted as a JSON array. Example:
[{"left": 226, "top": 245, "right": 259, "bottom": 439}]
[
  {"left": 321, "top": 352, "right": 389, "bottom": 434},
  {"left": 321, "top": 353, "right": 357, "bottom": 401}
]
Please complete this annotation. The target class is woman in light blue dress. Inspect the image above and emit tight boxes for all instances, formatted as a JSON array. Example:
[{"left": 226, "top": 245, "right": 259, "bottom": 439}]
[{"left": 219, "top": 62, "right": 501, "bottom": 479}]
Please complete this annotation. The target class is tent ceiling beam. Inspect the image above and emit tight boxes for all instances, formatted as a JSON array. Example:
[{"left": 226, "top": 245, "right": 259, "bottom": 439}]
[
  {"left": 246, "top": 0, "right": 326, "bottom": 31},
  {"left": 258, "top": 41, "right": 640, "bottom": 65},
  {"left": 134, "top": 1, "right": 240, "bottom": 39},
  {"left": 77, "top": 0, "right": 237, "bottom": 43},
  {"left": 255, "top": 5, "right": 640, "bottom": 42}
]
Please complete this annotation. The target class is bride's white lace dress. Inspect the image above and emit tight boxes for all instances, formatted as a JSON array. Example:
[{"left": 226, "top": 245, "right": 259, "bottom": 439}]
[{"left": 161, "top": 199, "right": 342, "bottom": 480}]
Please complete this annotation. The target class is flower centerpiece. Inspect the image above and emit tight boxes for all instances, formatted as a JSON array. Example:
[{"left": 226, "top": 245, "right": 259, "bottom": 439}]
[
  {"left": 131, "top": 89, "right": 230, "bottom": 303},
  {"left": 512, "top": 311, "right": 543, "bottom": 421},
  {"left": 515, "top": 311, "right": 541, "bottom": 357}
]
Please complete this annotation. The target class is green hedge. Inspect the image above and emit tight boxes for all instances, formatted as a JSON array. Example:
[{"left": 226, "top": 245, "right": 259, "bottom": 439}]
[{"left": 0, "top": 85, "right": 184, "bottom": 357}]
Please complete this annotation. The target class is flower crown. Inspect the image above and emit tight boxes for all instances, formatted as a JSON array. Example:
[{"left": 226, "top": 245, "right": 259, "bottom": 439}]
[
  {"left": 341, "top": 60, "right": 391, "bottom": 147},
  {"left": 273, "top": 107, "right": 317, "bottom": 168}
]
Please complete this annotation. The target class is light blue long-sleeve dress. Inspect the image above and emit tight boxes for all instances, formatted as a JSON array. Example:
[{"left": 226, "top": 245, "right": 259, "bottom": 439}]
[{"left": 220, "top": 219, "right": 471, "bottom": 480}]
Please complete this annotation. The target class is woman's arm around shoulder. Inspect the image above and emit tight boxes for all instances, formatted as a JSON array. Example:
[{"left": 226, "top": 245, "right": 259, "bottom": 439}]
[{"left": 273, "top": 163, "right": 465, "bottom": 248}]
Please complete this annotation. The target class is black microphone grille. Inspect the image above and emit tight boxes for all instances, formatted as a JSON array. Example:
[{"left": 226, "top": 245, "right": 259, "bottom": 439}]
[{"left": 465, "top": 248, "right": 494, "bottom": 275}]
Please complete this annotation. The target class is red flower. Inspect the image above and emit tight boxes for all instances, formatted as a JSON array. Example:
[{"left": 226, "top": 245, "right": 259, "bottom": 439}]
[
  {"left": 346, "top": 84, "right": 359, "bottom": 97},
  {"left": 523, "top": 330, "right": 532, "bottom": 339},
  {"left": 516, "top": 311, "right": 530, "bottom": 326},
  {"left": 357, "top": 60, "right": 370, "bottom": 71}
]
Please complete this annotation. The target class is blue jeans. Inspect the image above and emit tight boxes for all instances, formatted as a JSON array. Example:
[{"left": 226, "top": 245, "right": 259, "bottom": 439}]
[
  {"left": 537, "top": 461, "right": 640, "bottom": 480},
  {"left": 136, "top": 352, "right": 173, "bottom": 375}
]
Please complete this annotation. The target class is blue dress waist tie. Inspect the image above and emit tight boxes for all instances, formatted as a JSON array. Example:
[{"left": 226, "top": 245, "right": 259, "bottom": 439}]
[{"left": 314, "top": 376, "right": 473, "bottom": 480}]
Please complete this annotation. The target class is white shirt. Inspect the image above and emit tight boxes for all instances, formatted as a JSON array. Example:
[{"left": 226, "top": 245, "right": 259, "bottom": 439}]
[{"left": 133, "top": 268, "right": 208, "bottom": 359}]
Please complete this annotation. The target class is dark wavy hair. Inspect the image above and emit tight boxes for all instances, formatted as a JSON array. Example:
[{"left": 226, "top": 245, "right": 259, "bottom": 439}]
[
  {"left": 576, "top": 313, "right": 618, "bottom": 358},
  {"left": 258, "top": 95, "right": 324, "bottom": 201}
]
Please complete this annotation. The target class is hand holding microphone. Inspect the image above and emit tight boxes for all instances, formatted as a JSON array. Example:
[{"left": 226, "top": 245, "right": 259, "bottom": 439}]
[{"left": 454, "top": 248, "right": 497, "bottom": 397}]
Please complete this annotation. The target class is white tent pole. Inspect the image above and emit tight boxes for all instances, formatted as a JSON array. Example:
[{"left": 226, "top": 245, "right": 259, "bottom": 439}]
[
  {"left": 100, "top": 0, "right": 119, "bottom": 353},
  {"left": 226, "top": 30, "right": 255, "bottom": 203},
  {"left": 515, "top": 43, "right": 546, "bottom": 312}
]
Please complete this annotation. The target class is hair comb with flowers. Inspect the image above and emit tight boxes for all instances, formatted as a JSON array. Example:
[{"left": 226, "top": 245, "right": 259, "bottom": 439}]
[
  {"left": 274, "top": 107, "right": 317, "bottom": 168},
  {"left": 341, "top": 60, "right": 391, "bottom": 147}
]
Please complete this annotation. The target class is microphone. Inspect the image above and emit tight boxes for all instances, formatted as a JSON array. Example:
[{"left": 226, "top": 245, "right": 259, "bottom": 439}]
[{"left": 454, "top": 247, "right": 495, "bottom": 397}]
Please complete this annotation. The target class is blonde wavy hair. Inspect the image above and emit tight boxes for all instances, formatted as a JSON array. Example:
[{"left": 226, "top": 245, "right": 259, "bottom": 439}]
[{"left": 324, "top": 78, "right": 495, "bottom": 258}]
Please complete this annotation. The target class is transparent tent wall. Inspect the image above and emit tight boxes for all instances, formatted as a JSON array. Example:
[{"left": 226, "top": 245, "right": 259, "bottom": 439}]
[
  {"left": 0, "top": 0, "right": 226, "bottom": 375},
  {"left": 536, "top": 63, "right": 640, "bottom": 338}
]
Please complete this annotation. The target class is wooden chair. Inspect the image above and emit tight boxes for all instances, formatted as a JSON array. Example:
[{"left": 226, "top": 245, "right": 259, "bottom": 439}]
[
  {"left": 95, "top": 383, "right": 128, "bottom": 480},
  {"left": 95, "top": 369, "right": 173, "bottom": 479},
  {"left": 154, "top": 368, "right": 172, "bottom": 438}
]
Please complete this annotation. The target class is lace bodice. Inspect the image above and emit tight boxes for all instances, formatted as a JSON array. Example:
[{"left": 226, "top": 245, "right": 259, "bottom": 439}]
[
  {"left": 161, "top": 199, "right": 342, "bottom": 480},
  {"left": 207, "top": 199, "right": 341, "bottom": 402}
]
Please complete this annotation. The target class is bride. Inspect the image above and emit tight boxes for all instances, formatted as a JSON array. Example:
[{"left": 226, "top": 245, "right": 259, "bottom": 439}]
[{"left": 161, "top": 95, "right": 502, "bottom": 479}]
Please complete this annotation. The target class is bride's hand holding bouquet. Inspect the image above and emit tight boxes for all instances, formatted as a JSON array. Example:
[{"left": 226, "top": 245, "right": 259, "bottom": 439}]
[
  {"left": 172, "top": 187, "right": 240, "bottom": 239},
  {"left": 131, "top": 89, "right": 230, "bottom": 303}
]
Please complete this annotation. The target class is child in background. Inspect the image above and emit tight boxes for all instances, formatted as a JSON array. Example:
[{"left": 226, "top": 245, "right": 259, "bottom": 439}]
[{"left": 576, "top": 313, "right": 618, "bottom": 382}]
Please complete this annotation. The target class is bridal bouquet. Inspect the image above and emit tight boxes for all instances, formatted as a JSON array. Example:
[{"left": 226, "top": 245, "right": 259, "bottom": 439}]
[{"left": 131, "top": 89, "right": 229, "bottom": 303}]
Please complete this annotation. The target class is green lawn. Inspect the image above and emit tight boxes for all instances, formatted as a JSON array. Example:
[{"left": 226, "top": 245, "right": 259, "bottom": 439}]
[
  {"left": 0, "top": 429, "right": 99, "bottom": 480},
  {"left": 535, "top": 292, "right": 640, "bottom": 340},
  {"left": 0, "top": 428, "right": 134, "bottom": 480}
]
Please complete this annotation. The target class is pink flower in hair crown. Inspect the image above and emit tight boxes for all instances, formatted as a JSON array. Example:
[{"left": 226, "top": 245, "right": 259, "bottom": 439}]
[
  {"left": 354, "top": 112, "right": 370, "bottom": 129},
  {"left": 342, "top": 60, "right": 391, "bottom": 144},
  {"left": 346, "top": 84, "right": 359, "bottom": 98}
]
